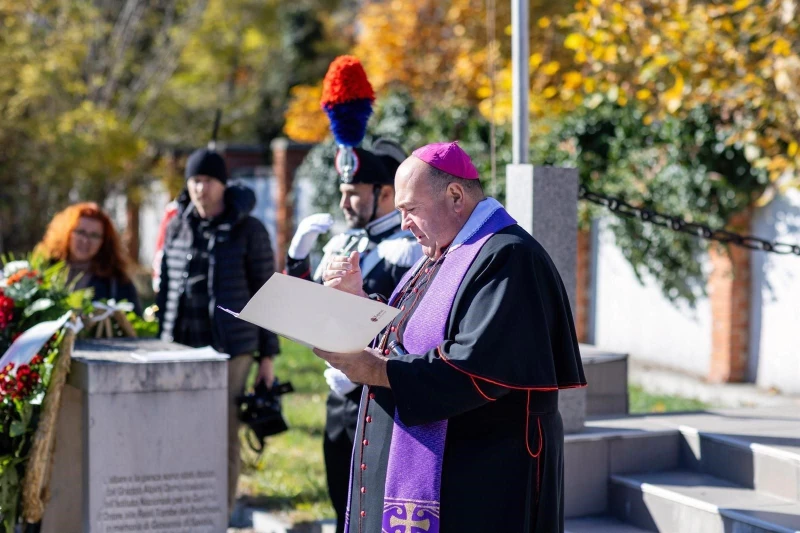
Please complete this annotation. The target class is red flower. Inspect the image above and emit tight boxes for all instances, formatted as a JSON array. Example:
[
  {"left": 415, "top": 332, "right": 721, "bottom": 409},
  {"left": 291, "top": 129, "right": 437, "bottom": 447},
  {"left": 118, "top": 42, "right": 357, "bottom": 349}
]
[
  {"left": 30, "top": 355, "right": 43, "bottom": 366},
  {"left": 14, "top": 379, "right": 30, "bottom": 399},
  {"left": 0, "top": 294, "right": 14, "bottom": 329},
  {"left": 16, "top": 364, "right": 31, "bottom": 383},
  {"left": 2, "top": 362, "right": 14, "bottom": 373}
]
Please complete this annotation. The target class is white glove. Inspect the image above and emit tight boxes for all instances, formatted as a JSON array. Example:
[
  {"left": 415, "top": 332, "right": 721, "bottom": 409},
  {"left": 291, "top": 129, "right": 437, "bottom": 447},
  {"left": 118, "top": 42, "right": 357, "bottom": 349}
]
[
  {"left": 324, "top": 366, "right": 359, "bottom": 396},
  {"left": 288, "top": 213, "right": 335, "bottom": 260}
]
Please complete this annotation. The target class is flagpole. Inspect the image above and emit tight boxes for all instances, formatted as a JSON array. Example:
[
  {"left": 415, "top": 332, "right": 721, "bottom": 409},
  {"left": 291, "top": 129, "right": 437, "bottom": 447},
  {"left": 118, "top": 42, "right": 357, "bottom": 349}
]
[{"left": 511, "top": 0, "right": 529, "bottom": 164}]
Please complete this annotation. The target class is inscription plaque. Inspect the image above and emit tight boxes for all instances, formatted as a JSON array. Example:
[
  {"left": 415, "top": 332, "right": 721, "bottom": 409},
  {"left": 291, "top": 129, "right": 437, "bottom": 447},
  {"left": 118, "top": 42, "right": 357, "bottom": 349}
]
[{"left": 96, "top": 471, "right": 221, "bottom": 532}]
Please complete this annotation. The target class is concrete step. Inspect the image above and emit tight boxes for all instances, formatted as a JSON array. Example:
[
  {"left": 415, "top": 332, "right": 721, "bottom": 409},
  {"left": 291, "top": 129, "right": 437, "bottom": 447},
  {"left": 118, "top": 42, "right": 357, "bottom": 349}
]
[
  {"left": 678, "top": 423, "right": 800, "bottom": 502},
  {"left": 565, "top": 419, "right": 681, "bottom": 518},
  {"left": 566, "top": 515, "right": 651, "bottom": 532},
  {"left": 610, "top": 470, "right": 800, "bottom": 533}
]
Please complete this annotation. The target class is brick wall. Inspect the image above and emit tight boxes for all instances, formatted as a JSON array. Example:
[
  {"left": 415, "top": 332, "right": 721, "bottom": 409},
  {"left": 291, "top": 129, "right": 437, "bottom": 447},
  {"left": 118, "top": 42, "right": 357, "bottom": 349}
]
[
  {"left": 575, "top": 228, "right": 592, "bottom": 343},
  {"left": 707, "top": 210, "right": 752, "bottom": 383},
  {"left": 270, "top": 138, "right": 313, "bottom": 272}
]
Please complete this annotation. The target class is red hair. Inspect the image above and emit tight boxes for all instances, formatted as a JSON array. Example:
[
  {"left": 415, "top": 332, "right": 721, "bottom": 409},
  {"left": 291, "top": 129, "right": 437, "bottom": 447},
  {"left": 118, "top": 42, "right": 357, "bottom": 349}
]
[{"left": 34, "top": 202, "right": 134, "bottom": 283}]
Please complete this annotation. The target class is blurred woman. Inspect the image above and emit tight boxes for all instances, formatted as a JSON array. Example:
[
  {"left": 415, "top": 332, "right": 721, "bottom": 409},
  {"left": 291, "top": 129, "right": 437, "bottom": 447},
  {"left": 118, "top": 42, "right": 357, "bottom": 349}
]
[{"left": 34, "top": 202, "right": 141, "bottom": 314}]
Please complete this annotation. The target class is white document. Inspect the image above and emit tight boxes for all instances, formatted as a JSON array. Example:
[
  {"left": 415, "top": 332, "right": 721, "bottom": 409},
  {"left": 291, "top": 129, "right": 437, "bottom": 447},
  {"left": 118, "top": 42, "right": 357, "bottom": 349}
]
[
  {"left": 219, "top": 273, "right": 399, "bottom": 353},
  {"left": 130, "top": 346, "right": 228, "bottom": 363}
]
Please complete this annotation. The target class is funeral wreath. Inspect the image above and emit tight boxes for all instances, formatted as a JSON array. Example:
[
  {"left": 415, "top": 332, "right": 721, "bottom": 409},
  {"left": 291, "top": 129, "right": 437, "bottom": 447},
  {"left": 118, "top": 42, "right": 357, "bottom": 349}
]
[{"left": 0, "top": 257, "right": 133, "bottom": 532}]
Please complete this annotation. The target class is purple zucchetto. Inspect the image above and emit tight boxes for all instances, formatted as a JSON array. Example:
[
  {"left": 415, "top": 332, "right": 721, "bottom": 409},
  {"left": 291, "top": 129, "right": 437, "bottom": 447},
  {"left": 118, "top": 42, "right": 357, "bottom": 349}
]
[{"left": 411, "top": 141, "right": 480, "bottom": 180}]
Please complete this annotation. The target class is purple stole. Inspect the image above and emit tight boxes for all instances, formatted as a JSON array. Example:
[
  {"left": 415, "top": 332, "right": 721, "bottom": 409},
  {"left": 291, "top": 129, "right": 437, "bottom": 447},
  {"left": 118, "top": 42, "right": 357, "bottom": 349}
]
[{"left": 374, "top": 207, "right": 516, "bottom": 533}]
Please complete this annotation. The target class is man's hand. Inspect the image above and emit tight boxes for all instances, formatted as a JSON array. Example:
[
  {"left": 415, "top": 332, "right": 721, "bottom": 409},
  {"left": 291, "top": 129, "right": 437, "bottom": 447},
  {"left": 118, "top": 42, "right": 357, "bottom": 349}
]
[
  {"left": 288, "top": 213, "right": 334, "bottom": 260},
  {"left": 322, "top": 251, "right": 367, "bottom": 297},
  {"left": 313, "top": 347, "right": 390, "bottom": 388},
  {"left": 256, "top": 357, "right": 275, "bottom": 389}
]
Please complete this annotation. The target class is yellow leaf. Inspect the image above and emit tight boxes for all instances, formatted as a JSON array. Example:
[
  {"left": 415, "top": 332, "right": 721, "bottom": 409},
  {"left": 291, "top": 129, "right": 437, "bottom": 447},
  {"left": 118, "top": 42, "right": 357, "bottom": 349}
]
[
  {"left": 643, "top": 114, "right": 654, "bottom": 126},
  {"left": 662, "top": 71, "right": 685, "bottom": 113},
  {"left": 732, "top": 0, "right": 751, "bottom": 11},
  {"left": 476, "top": 86, "right": 492, "bottom": 99},
  {"left": 654, "top": 55, "right": 670, "bottom": 67},
  {"left": 617, "top": 93, "right": 628, "bottom": 106},
  {"left": 542, "top": 61, "right": 560, "bottom": 76},
  {"left": 772, "top": 38, "right": 791, "bottom": 57},
  {"left": 241, "top": 28, "right": 266, "bottom": 53},
  {"left": 538, "top": 17, "right": 551, "bottom": 29},
  {"left": 789, "top": 142, "right": 798, "bottom": 157},
  {"left": 543, "top": 86, "right": 558, "bottom": 98},
  {"left": 563, "top": 71, "right": 583, "bottom": 89},
  {"left": 564, "top": 33, "right": 586, "bottom": 51},
  {"left": 604, "top": 45, "right": 618, "bottom": 63},
  {"left": 529, "top": 53, "right": 543, "bottom": 70},
  {"left": 636, "top": 89, "right": 652, "bottom": 100}
]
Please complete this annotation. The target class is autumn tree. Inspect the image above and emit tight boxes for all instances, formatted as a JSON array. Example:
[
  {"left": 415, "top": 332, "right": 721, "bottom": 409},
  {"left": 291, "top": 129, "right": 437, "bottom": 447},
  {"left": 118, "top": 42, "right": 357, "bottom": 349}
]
[
  {"left": 511, "top": 0, "right": 797, "bottom": 304},
  {"left": 283, "top": 0, "right": 573, "bottom": 143},
  {"left": 0, "top": 0, "right": 349, "bottom": 256},
  {"left": 529, "top": 0, "right": 800, "bottom": 192}
]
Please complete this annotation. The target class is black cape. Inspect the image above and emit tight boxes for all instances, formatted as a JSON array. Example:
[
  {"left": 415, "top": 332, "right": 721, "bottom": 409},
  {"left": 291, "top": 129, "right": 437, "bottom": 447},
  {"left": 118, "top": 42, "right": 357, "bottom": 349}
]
[{"left": 348, "top": 224, "right": 586, "bottom": 533}]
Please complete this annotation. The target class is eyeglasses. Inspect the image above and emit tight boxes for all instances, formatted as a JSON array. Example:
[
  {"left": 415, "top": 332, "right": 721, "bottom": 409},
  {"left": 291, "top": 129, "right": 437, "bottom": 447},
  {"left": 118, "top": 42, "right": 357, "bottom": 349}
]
[{"left": 72, "top": 229, "right": 104, "bottom": 242}]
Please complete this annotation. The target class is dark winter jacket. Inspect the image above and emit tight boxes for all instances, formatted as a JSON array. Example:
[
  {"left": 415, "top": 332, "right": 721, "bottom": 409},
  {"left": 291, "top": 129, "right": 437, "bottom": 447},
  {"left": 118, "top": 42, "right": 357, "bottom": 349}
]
[{"left": 157, "top": 184, "right": 280, "bottom": 359}]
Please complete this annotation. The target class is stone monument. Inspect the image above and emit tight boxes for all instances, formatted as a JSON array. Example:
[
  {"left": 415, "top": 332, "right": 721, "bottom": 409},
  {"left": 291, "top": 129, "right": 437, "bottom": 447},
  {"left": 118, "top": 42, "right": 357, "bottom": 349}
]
[{"left": 41, "top": 339, "right": 228, "bottom": 533}]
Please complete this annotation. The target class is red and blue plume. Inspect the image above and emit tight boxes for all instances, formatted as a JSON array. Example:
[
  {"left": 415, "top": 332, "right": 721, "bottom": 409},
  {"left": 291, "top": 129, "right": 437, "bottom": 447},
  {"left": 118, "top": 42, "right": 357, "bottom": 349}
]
[{"left": 320, "top": 56, "right": 375, "bottom": 147}]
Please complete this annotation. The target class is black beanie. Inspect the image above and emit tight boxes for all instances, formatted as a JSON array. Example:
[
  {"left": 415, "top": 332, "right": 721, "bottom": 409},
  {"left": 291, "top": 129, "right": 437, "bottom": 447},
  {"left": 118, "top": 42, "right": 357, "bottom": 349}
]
[{"left": 185, "top": 148, "right": 228, "bottom": 184}]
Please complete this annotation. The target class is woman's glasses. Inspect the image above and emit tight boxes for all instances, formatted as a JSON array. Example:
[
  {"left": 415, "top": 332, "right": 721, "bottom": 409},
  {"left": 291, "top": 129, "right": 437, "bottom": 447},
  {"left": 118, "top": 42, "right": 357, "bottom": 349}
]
[{"left": 72, "top": 229, "right": 104, "bottom": 242}]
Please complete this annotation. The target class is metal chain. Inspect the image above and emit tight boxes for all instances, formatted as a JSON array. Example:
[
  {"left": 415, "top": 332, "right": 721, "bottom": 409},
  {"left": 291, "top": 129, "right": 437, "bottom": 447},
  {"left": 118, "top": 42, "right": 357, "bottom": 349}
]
[{"left": 578, "top": 186, "right": 800, "bottom": 256}]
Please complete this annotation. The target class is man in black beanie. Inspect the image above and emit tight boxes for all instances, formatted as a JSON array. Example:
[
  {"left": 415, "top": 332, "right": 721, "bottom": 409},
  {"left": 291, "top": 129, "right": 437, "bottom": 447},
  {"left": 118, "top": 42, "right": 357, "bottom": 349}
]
[{"left": 156, "top": 147, "right": 280, "bottom": 515}]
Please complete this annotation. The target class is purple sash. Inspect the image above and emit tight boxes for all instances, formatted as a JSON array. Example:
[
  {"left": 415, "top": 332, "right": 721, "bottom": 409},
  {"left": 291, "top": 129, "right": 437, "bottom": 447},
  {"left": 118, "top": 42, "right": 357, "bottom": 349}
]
[{"left": 379, "top": 207, "right": 516, "bottom": 533}]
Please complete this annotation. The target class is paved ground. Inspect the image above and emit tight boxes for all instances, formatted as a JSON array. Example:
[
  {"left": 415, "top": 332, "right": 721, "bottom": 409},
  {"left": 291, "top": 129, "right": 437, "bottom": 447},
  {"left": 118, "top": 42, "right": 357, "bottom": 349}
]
[{"left": 628, "top": 359, "right": 800, "bottom": 408}]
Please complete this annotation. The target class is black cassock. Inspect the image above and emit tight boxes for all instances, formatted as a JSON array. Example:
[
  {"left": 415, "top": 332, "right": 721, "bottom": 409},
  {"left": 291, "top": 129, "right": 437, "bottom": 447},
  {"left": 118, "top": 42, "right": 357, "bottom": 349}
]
[{"left": 348, "top": 225, "right": 586, "bottom": 533}]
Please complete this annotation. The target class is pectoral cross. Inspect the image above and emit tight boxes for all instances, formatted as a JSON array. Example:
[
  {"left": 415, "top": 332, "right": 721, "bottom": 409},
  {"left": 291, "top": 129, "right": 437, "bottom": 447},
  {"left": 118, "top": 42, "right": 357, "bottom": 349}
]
[{"left": 389, "top": 503, "right": 431, "bottom": 532}]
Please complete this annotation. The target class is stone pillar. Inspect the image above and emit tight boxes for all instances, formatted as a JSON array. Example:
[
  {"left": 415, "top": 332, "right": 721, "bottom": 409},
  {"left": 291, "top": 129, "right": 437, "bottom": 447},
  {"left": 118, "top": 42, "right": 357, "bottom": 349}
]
[
  {"left": 505, "top": 164, "right": 586, "bottom": 433},
  {"left": 271, "top": 138, "right": 314, "bottom": 272},
  {"left": 506, "top": 165, "right": 578, "bottom": 312},
  {"left": 708, "top": 210, "right": 752, "bottom": 383},
  {"left": 42, "top": 339, "right": 228, "bottom": 533}
]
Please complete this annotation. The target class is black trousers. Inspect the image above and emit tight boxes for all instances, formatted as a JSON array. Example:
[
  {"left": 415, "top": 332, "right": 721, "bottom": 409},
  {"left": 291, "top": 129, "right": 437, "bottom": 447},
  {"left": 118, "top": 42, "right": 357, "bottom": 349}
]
[{"left": 324, "top": 430, "right": 354, "bottom": 533}]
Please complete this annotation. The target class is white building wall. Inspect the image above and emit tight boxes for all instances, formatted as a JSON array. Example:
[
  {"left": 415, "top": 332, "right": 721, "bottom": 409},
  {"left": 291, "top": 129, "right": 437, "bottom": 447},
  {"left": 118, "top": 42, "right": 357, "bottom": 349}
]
[
  {"left": 749, "top": 189, "right": 800, "bottom": 393},
  {"left": 593, "top": 219, "right": 713, "bottom": 378}
]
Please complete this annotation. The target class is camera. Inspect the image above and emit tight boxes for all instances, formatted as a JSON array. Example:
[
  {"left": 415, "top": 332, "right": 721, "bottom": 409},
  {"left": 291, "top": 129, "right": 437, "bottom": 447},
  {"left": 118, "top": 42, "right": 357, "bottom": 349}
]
[{"left": 236, "top": 378, "right": 294, "bottom": 453}]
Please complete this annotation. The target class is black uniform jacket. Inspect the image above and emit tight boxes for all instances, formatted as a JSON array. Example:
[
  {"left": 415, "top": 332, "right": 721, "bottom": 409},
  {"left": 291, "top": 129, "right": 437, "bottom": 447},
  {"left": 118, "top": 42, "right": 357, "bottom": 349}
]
[{"left": 285, "top": 210, "right": 423, "bottom": 440}]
